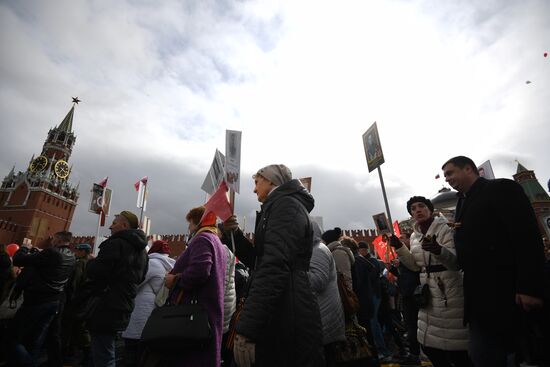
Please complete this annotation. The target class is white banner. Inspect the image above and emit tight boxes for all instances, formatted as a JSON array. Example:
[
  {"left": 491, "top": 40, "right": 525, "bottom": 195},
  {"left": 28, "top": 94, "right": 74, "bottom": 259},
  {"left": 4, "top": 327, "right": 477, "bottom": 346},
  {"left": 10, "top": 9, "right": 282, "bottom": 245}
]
[
  {"left": 201, "top": 149, "right": 226, "bottom": 195},
  {"left": 225, "top": 130, "right": 242, "bottom": 193},
  {"left": 137, "top": 181, "right": 147, "bottom": 210},
  {"left": 143, "top": 215, "right": 151, "bottom": 236}
]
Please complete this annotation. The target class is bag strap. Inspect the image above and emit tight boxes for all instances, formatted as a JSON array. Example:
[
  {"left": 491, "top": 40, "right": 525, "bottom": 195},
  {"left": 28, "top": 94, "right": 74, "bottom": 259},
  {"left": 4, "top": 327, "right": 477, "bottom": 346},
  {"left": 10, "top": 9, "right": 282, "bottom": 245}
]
[{"left": 427, "top": 253, "right": 432, "bottom": 278}]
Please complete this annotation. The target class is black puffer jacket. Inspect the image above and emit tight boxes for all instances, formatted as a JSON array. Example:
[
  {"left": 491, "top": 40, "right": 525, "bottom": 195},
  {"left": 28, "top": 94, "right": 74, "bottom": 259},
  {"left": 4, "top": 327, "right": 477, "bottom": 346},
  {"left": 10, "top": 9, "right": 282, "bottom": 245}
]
[
  {"left": 83, "top": 229, "right": 148, "bottom": 332},
  {"left": 12, "top": 245, "right": 75, "bottom": 305},
  {"left": 236, "top": 179, "right": 324, "bottom": 367}
]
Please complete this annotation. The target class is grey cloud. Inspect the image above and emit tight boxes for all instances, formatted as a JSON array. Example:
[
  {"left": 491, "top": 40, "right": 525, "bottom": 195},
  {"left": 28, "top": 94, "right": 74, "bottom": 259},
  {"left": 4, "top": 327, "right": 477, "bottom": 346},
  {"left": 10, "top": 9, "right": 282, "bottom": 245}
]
[{"left": 2, "top": 0, "right": 549, "bottom": 239}]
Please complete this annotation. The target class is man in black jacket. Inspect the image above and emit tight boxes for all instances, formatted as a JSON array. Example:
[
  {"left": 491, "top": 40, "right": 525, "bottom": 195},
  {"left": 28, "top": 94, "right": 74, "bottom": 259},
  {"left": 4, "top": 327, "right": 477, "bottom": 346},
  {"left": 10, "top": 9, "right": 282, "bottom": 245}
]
[
  {"left": 442, "top": 156, "right": 545, "bottom": 367},
  {"left": 10, "top": 231, "right": 76, "bottom": 366},
  {"left": 233, "top": 164, "right": 324, "bottom": 367},
  {"left": 81, "top": 211, "right": 148, "bottom": 367}
]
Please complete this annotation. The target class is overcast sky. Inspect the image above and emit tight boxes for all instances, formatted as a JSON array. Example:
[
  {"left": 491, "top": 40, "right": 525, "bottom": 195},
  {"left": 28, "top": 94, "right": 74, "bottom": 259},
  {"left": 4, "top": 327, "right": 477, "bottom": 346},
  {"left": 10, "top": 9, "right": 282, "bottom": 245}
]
[{"left": 1, "top": 0, "right": 549, "bottom": 237}]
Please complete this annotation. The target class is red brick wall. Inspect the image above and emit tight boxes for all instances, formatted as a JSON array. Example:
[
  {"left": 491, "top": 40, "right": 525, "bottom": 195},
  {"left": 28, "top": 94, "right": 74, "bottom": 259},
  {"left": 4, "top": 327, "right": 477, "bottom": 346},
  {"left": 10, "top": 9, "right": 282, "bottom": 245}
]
[
  {"left": 0, "top": 220, "right": 18, "bottom": 245},
  {"left": 7, "top": 182, "right": 29, "bottom": 206},
  {"left": 71, "top": 229, "right": 384, "bottom": 259},
  {"left": 0, "top": 190, "right": 76, "bottom": 246}
]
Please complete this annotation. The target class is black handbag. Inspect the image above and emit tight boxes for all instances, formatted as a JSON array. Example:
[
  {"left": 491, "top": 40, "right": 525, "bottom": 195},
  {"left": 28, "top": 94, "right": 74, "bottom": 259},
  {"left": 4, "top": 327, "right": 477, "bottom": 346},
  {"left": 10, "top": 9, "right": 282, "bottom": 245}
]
[
  {"left": 413, "top": 283, "right": 430, "bottom": 308},
  {"left": 413, "top": 253, "right": 431, "bottom": 308},
  {"left": 141, "top": 298, "right": 212, "bottom": 352}
]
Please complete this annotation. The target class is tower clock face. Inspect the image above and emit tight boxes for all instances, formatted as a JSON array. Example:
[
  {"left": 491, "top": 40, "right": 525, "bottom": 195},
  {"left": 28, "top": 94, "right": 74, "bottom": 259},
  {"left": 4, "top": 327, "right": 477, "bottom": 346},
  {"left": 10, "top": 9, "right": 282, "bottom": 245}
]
[
  {"left": 54, "top": 160, "right": 70, "bottom": 179},
  {"left": 30, "top": 155, "right": 49, "bottom": 172}
]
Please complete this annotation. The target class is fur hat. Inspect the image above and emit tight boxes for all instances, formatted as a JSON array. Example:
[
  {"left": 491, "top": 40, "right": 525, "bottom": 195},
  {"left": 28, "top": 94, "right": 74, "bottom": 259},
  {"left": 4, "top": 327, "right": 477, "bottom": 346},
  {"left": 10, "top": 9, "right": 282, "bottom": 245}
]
[
  {"left": 321, "top": 227, "right": 342, "bottom": 244},
  {"left": 406, "top": 196, "right": 434, "bottom": 215}
]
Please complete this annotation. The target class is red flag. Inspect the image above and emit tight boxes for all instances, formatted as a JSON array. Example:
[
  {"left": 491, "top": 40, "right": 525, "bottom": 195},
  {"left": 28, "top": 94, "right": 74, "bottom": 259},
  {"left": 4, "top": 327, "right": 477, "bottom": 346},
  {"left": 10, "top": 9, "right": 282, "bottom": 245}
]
[
  {"left": 204, "top": 181, "right": 232, "bottom": 222},
  {"left": 372, "top": 235, "right": 397, "bottom": 263},
  {"left": 134, "top": 176, "right": 148, "bottom": 191},
  {"left": 98, "top": 177, "right": 108, "bottom": 188},
  {"left": 393, "top": 220, "right": 401, "bottom": 237}
]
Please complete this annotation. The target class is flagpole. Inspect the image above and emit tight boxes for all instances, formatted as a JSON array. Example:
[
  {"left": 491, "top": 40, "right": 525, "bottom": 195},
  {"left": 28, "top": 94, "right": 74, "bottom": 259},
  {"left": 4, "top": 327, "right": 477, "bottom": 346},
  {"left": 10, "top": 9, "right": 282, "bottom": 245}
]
[
  {"left": 139, "top": 182, "right": 147, "bottom": 228},
  {"left": 94, "top": 210, "right": 102, "bottom": 256},
  {"left": 377, "top": 166, "right": 394, "bottom": 235},
  {"left": 229, "top": 187, "right": 236, "bottom": 253}
]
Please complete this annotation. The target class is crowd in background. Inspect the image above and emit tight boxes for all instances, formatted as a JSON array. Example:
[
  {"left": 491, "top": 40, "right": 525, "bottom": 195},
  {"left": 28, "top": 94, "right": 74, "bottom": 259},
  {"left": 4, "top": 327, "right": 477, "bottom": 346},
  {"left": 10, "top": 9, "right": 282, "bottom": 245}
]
[{"left": 0, "top": 156, "right": 549, "bottom": 367}]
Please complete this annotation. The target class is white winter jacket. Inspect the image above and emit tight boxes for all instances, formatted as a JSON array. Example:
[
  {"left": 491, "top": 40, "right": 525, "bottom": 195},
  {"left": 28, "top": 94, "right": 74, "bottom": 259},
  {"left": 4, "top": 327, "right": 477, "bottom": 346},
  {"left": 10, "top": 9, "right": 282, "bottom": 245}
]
[
  {"left": 223, "top": 245, "right": 236, "bottom": 333},
  {"left": 396, "top": 216, "right": 469, "bottom": 351},
  {"left": 122, "top": 252, "right": 175, "bottom": 340}
]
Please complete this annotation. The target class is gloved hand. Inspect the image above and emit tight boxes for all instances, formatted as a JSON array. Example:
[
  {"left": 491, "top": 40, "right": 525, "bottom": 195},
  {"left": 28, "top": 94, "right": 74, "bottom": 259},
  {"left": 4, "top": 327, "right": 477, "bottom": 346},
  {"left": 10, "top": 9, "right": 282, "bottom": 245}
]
[
  {"left": 389, "top": 234, "right": 403, "bottom": 249},
  {"left": 421, "top": 234, "right": 442, "bottom": 255},
  {"left": 233, "top": 334, "right": 255, "bottom": 367},
  {"left": 223, "top": 215, "right": 240, "bottom": 233}
]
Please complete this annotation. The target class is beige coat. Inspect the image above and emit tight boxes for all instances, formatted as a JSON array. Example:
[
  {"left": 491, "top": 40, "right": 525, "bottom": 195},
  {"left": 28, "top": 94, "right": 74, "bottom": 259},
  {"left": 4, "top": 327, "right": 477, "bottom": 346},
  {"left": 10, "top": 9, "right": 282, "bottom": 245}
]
[
  {"left": 327, "top": 241, "right": 355, "bottom": 291},
  {"left": 396, "top": 216, "right": 469, "bottom": 351}
]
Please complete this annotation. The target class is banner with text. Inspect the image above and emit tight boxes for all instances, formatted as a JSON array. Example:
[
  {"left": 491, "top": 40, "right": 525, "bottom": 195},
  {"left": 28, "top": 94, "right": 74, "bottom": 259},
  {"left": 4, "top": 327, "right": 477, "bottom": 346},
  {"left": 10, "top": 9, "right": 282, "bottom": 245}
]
[
  {"left": 225, "top": 130, "right": 242, "bottom": 193},
  {"left": 201, "top": 149, "right": 226, "bottom": 195}
]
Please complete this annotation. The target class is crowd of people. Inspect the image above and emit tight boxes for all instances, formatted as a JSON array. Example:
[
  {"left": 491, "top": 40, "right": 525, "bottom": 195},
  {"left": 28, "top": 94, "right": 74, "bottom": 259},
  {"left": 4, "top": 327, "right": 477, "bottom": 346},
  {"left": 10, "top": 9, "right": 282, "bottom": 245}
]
[{"left": 0, "top": 156, "right": 549, "bottom": 367}]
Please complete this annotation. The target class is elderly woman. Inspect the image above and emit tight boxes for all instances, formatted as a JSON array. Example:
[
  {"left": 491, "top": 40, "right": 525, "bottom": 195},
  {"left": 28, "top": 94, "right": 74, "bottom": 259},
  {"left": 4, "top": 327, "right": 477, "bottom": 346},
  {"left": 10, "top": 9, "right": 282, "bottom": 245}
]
[
  {"left": 233, "top": 164, "right": 323, "bottom": 367},
  {"left": 122, "top": 240, "right": 175, "bottom": 366},
  {"left": 309, "top": 221, "right": 345, "bottom": 366},
  {"left": 390, "top": 196, "right": 472, "bottom": 367},
  {"left": 164, "top": 206, "right": 227, "bottom": 367},
  {"left": 322, "top": 227, "right": 355, "bottom": 292}
]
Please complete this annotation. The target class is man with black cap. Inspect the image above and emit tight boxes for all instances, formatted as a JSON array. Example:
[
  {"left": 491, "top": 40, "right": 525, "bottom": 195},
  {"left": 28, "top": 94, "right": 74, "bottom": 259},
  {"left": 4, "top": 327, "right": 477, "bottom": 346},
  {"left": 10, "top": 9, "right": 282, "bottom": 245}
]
[
  {"left": 76, "top": 210, "right": 148, "bottom": 367},
  {"left": 233, "top": 164, "right": 324, "bottom": 367},
  {"left": 442, "top": 156, "right": 545, "bottom": 366}
]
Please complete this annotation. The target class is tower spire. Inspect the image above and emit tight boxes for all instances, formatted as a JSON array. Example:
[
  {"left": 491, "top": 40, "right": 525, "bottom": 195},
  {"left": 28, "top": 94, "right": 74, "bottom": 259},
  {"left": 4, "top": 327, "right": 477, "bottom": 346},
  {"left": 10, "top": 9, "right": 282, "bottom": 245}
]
[
  {"left": 57, "top": 105, "right": 75, "bottom": 133},
  {"left": 57, "top": 97, "right": 80, "bottom": 133}
]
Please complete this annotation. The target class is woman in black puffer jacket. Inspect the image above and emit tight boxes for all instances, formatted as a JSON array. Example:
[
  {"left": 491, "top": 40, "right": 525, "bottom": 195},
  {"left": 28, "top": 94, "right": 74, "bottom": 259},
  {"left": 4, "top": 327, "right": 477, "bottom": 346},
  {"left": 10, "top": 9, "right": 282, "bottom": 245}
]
[{"left": 234, "top": 164, "right": 324, "bottom": 367}]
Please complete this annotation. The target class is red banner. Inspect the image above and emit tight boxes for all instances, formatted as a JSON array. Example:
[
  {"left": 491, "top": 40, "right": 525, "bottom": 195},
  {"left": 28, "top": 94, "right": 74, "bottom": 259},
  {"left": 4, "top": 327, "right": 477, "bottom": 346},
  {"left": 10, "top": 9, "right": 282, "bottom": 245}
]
[
  {"left": 372, "top": 235, "right": 397, "bottom": 263},
  {"left": 393, "top": 220, "right": 401, "bottom": 237}
]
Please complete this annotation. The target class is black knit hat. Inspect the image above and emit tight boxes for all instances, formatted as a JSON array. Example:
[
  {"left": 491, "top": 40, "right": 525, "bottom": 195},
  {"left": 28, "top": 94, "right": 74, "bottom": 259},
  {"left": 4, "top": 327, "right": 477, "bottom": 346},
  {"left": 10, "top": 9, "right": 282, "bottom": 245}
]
[
  {"left": 406, "top": 196, "right": 434, "bottom": 215},
  {"left": 321, "top": 227, "right": 342, "bottom": 244}
]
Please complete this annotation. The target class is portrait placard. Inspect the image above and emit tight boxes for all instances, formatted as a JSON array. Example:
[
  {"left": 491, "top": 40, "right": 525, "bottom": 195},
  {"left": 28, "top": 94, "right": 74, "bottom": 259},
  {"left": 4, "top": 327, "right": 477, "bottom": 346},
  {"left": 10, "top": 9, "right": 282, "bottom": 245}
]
[
  {"left": 373, "top": 212, "right": 390, "bottom": 234},
  {"left": 362, "top": 122, "right": 385, "bottom": 172}
]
